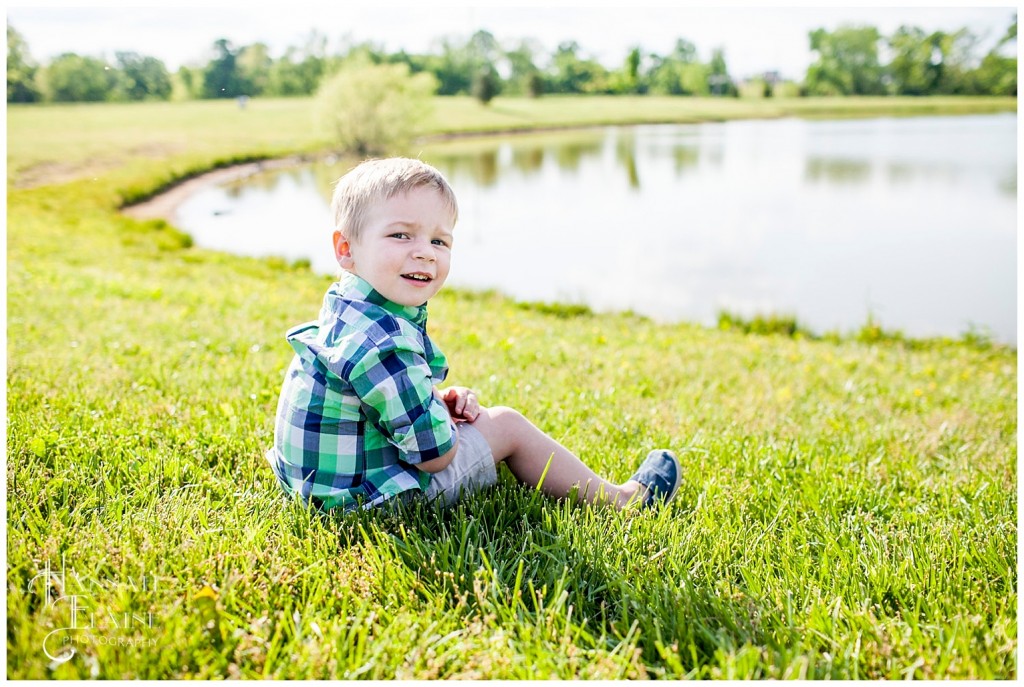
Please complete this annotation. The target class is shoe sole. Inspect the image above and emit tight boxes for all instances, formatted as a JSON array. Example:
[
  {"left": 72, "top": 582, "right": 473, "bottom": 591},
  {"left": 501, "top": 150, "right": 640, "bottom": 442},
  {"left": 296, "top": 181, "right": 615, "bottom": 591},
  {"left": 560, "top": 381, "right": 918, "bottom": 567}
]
[
  {"left": 659, "top": 450, "right": 682, "bottom": 504},
  {"left": 637, "top": 449, "right": 682, "bottom": 507}
]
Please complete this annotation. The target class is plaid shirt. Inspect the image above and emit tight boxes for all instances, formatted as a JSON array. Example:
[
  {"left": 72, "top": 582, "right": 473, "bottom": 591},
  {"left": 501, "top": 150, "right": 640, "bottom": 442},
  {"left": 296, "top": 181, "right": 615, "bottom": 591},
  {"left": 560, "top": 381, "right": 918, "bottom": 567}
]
[{"left": 268, "top": 272, "right": 457, "bottom": 511}]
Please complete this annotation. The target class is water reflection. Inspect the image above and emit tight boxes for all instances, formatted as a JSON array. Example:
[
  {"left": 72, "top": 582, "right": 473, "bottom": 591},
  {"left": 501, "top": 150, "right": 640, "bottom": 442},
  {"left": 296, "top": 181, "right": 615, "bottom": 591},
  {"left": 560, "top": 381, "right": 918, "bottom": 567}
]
[
  {"left": 298, "top": 127, "right": 707, "bottom": 195},
  {"left": 173, "top": 114, "right": 1017, "bottom": 343},
  {"left": 422, "top": 131, "right": 611, "bottom": 188},
  {"left": 511, "top": 146, "right": 544, "bottom": 174},
  {"left": 615, "top": 131, "right": 641, "bottom": 189},
  {"left": 805, "top": 157, "right": 872, "bottom": 184},
  {"left": 550, "top": 135, "right": 604, "bottom": 173},
  {"left": 884, "top": 161, "right": 960, "bottom": 186},
  {"left": 671, "top": 146, "right": 700, "bottom": 175}
]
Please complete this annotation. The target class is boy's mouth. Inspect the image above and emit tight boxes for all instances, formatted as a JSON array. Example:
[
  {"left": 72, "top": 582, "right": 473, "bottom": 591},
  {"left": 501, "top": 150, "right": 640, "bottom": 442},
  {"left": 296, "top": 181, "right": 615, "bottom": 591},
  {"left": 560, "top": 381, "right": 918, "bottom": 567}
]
[{"left": 401, "top": 272, "right": 433, "bottom": 283}]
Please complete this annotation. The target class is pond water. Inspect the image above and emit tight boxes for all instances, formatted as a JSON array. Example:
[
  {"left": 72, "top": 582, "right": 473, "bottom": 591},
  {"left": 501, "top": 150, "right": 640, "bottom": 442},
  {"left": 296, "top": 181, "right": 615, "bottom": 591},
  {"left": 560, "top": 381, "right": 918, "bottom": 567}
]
[{"left": 174, "top": 114, "right": 1017, "bottom": 343}]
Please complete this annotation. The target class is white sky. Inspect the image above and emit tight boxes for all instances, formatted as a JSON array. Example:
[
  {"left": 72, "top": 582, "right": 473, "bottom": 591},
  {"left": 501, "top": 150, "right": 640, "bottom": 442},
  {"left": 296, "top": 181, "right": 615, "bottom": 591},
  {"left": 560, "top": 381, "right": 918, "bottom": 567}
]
[{"left": 6, "top": 2, "right": 1018, "bottom": 81}]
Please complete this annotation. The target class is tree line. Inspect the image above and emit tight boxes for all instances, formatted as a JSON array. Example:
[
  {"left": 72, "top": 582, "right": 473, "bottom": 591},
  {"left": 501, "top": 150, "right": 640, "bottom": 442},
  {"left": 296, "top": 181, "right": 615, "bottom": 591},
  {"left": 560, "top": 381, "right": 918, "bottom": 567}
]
[{"left": 7, "top": 18, "right": 1016, "bottom": 104}]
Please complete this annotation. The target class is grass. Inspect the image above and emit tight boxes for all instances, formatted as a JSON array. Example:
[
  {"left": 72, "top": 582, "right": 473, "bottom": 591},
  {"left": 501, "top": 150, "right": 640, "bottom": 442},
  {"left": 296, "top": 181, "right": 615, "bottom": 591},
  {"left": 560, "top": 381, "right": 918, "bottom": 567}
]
[
  {"left": 425, "top": 94, "right": 1017, "bottom": 135},
  {"left": 6, "top": 96, "right": 1018, "bottom": 678}
]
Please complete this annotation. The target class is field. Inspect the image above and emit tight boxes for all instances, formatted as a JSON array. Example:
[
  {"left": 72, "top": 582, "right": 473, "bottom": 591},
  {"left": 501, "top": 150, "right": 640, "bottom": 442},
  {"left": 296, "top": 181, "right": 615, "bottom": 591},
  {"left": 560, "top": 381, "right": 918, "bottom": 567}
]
[{"left": 6, "top": 96, "right": 1018, "bottom": 678}]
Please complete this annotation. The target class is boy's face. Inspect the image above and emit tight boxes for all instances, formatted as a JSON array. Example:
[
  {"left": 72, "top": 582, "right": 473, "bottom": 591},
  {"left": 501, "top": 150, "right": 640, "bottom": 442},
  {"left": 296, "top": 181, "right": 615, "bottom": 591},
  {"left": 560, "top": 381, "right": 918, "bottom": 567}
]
[{"left": 333, "top": 186, "right": 454, "bottom": 307}]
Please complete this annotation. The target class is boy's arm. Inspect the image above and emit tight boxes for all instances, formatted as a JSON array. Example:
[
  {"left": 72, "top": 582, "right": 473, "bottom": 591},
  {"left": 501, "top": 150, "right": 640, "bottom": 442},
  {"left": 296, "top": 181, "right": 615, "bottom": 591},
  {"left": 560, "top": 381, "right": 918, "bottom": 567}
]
[
  {"left": 348, "top": 344, "right": 458, "bottom": 467},
  {"left": 417, "top": 385, "right": 480, "bottom": 472},
  {"left": 418, "top": 386, "right": 472, "bottom": 472},
  {"left": 416, "top": 424, "right": 459, "bottom": 473}
]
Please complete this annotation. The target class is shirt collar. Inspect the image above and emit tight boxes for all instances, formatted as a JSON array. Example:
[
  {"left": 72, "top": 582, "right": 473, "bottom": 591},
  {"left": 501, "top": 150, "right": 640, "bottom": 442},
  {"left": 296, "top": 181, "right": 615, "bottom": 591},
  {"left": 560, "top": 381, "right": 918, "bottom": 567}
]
[{"left": 333, "top": 271, "right": 428, "bottom": 327}]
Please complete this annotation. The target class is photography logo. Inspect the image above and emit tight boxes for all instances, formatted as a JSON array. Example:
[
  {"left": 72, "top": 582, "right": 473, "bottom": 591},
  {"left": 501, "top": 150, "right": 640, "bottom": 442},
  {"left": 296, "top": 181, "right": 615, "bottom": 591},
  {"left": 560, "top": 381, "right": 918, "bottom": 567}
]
[{"left": 27, "top": 556, "right": 161, "bottom": 665}]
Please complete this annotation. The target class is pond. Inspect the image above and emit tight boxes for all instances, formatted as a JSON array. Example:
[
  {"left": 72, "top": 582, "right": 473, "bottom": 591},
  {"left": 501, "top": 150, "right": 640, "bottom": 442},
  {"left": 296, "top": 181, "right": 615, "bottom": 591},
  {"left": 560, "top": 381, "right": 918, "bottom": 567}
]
[{"left": 172, "top": 113, "right": 1017, "bottom": 344}]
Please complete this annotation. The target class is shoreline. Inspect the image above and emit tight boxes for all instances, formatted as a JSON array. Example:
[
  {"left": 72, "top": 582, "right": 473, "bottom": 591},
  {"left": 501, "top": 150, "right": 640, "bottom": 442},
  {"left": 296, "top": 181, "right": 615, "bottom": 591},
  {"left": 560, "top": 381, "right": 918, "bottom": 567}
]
[{"left": 121, "top": 156, "right": 308, "bottom": 223}]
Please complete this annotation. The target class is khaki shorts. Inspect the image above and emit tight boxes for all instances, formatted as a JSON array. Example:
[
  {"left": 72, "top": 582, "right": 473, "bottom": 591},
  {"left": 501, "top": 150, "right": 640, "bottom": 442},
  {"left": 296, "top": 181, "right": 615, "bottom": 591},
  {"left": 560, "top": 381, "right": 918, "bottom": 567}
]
[{"left": 419, "top": 422, "right": 497, "bottom": 507}]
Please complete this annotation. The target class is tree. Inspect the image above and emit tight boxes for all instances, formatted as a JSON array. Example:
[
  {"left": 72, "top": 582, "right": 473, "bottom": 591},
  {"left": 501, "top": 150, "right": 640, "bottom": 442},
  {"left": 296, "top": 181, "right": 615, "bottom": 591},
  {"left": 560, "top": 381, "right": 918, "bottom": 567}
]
[
  {"left": 172, "top": 65, "right": 204, "bottom": 100},
  {"left": 648, "top": 38, "right": 708, "bottom": 95},
  {"left": 313, "top": 59, "right": 438, "bottom": 155},
  {"left": 888, "top": 25, "right": 983, "bottom": 95},
  {"left": 525, "top": 72, "right": 544, "bottom": 98},
  {"left": 967, "top": 14, "right": 1017, "bottom": 95},
  {"left": 887, "top": 26, "right": 939, "bottom": 95},
  {"left": 504, "top": 39, "right": 543, "bottom": 96},
  {"left": 7, "top": 24, "right": 40, "bottom": 102},
  {"left": 805, "top": 25, "right": 886, "bottom": 95},
  {"left": 472, "top": 67, "right": 498, "bottom": 104},
  {"left": 671, "top": 38, "right": 698, "bottom": 64},
  {"left": 202, "top": 38, "right": 247, "bottom": 98},
  {"left": 264, "top": 33, "right": 334, "bottom": 97},
  {"left": 467, "top": 29, "right": 501, "bottom": 71},
  {"left": 115, "top": 51, "right": 171, "bottom": 100},
  {"left": 548, "top": 41, "right": 609, "bottom": 93},
  {"left": 609, "top": 46, "right": 644, "bottom": 93},
  {"left": 464, "top": 30, "right": 502, "bottom": 102},
  {"left": 237, "top": 42, "right": 272, "bottom": 96},
  {"left": 931, "top": 29, "right": 980, "bottom": 94},
  {"left": 41, "top": 53, "right": 118, "bottom": 102},
  {"left": 426, "top": 38, "right": 474, "bottom": 95},
  {"left": 1002, "top": 14, "right": 1017, "bottom": 45},
  {"left": 266, "top": 52, "right": 308, "bottom": 96},
  {"left": 708, "top": 48, "right": 736, "bottom": 96},
  {"left": 971, "top": 50, "right": 1017, "bottom": 95}
]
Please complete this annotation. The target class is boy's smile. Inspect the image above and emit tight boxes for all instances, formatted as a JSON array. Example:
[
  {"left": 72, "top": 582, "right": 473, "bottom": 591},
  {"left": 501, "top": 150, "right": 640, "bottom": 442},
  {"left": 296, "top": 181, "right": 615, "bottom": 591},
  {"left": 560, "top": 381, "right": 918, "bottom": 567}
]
[{"left": 333, "top": 186, "right": 455, "bottom": 307}]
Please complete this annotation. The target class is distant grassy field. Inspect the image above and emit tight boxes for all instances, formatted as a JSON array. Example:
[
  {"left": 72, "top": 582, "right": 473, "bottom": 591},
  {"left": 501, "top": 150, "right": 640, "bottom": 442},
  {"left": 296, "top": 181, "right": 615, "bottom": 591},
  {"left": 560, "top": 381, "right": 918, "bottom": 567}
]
[{"left": 6, "top": 96, "right": 1017, "bottom": 678}]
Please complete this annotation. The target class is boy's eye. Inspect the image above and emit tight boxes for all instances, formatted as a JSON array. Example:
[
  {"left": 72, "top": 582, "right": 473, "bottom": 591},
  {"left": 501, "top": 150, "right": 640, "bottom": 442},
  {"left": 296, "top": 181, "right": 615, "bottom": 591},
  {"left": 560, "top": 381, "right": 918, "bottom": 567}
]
[
  {"left": 389, "top": 232, "right": 410, "bottom": 239},
  {"left": 431, "top": 238, "right": 450, "bottom": 247}
]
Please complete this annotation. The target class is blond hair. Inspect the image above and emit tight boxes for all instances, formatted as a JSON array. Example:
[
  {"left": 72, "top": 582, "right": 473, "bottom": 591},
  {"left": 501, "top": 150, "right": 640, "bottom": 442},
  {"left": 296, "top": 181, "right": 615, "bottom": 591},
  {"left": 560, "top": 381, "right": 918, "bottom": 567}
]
[{"left": 330, "top": 157, "right": 458, "bottom": 240}]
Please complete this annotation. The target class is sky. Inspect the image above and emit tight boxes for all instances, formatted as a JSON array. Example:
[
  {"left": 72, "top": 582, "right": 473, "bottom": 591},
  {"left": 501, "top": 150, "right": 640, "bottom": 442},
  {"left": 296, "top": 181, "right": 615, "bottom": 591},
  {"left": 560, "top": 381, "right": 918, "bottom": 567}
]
[{"left": 6, "top": 2, "right": 1019, "bottom": 81}]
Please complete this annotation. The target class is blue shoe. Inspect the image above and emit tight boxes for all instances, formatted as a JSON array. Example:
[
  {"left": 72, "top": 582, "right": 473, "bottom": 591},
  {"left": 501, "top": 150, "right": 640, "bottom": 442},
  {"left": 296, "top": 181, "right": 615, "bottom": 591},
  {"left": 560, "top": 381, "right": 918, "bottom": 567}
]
[{"left": 630, "top": 449, "right": 682, "bottom": 508}]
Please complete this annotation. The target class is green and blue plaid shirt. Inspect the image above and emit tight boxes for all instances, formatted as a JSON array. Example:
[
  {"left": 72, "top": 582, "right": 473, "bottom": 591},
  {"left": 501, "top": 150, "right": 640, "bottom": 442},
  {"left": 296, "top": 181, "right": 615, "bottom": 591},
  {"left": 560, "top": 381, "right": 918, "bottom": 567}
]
[{"left": 268, "top": 272, "right": 457, "bottom": 511}]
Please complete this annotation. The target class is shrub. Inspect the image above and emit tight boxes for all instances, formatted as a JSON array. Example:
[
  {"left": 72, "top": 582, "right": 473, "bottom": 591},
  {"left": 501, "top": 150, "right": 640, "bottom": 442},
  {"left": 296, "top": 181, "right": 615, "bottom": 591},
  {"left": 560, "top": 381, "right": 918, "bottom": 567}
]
[
  {"left": 313, "top": 59, "right": 437, "bottom": 155},
  {"left": 472, "top": 68, "right": 499, "bottom": 105},
  {"left": 717, "top": 310, "right": 808, "bottom": 338},
  {"left": 525, "top": 72, "right": 544, "bottom": 98}
]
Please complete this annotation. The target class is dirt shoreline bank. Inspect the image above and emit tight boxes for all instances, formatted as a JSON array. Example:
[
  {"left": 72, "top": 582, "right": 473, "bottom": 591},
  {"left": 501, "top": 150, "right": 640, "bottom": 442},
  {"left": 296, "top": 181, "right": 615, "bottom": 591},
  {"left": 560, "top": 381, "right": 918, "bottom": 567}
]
[{"left": 121, "top": 156, "right": 307, "bottom": 223}]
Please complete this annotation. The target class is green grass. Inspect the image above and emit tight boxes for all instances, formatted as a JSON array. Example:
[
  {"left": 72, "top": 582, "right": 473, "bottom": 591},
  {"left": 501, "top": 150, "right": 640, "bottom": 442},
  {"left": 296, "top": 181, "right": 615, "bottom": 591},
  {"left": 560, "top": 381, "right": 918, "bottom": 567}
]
[
  {"left": 425, "top": 94, "right": 1016, "bottom": 135},
  {"left": 6, "top": 96, "right": 1018, "bottom": 678}
]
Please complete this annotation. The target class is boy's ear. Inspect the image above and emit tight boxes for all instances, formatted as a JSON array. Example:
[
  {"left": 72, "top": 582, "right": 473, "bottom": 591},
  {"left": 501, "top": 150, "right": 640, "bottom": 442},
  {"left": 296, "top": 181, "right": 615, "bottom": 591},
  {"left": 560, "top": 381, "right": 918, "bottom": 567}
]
[{"left": 333, "top": 230, "right": 355, "bottom": 270}]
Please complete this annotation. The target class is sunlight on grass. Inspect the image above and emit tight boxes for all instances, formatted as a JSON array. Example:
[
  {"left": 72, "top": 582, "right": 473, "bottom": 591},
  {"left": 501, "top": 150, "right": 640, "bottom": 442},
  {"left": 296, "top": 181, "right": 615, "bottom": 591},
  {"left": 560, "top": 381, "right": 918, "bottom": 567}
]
[{"left": 6, "top": 97, "right": 1017, "bottom": 679}]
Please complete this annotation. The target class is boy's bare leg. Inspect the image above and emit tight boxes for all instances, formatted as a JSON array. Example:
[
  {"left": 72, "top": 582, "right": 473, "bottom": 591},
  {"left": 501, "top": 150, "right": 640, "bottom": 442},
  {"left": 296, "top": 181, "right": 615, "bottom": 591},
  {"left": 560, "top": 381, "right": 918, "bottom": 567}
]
[{"left": 467, "top": 406, "right": 644, "bottom": 509}]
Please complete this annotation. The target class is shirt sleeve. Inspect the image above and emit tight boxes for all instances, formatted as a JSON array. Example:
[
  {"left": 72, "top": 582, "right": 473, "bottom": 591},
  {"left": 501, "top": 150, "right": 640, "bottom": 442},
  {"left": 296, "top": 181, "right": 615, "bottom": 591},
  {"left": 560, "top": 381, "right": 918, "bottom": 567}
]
[{"left": 348, "top": 342, "right": 457, "bottom": 465}]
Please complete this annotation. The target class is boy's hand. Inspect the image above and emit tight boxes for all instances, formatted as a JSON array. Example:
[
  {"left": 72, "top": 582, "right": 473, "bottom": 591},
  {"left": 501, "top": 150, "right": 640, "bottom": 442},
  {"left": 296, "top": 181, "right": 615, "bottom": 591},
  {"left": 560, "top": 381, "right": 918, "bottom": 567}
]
[{"left": 436, "top": 386, "right": 480, "bottom": 423}]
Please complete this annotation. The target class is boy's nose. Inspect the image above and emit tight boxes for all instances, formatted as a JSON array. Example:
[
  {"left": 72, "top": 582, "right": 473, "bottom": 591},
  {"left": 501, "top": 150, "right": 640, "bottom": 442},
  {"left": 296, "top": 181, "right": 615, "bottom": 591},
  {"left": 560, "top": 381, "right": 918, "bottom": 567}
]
[{"left": 412, "top": 242, "right": 435, "bottom": 261}]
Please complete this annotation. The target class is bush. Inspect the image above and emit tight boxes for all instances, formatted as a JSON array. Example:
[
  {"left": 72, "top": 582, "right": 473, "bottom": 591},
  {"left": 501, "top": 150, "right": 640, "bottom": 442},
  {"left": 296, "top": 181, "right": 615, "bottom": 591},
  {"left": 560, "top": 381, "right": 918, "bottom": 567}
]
[
  {"left": 717, "top": 310, "right": 808, "bottom": 338},
  {"left": 471, "top": 68, "right": 498, "bottom": 105},
  {"left": 525, "top": 72, "right": 544, "bottom": 98},
  {"left": 313, "top": 59, "right": 438, "bottom": 155}
]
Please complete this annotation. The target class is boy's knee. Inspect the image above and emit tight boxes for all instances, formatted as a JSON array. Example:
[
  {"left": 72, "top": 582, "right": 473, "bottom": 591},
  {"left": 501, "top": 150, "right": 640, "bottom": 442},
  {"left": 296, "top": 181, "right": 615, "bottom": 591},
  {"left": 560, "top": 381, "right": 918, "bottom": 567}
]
[
  {"left": 488, "top": 405, "right": 526, "bottom": 430},
  {"left": 473, "top": 406, "right": 528, "bottom": 461}
]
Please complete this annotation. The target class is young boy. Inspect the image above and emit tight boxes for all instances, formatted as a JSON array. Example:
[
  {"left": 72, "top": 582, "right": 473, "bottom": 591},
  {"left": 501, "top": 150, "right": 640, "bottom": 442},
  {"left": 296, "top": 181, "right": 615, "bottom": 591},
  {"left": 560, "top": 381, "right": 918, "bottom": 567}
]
[{"left": 267, "top": 157, "right": 682, "bottom": 512}]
